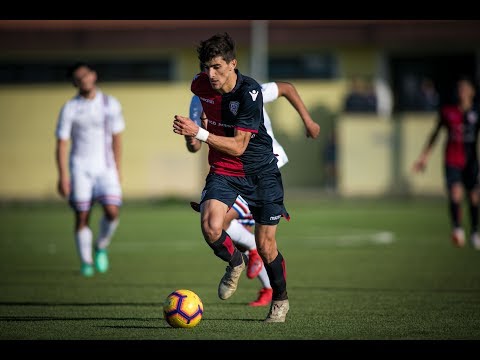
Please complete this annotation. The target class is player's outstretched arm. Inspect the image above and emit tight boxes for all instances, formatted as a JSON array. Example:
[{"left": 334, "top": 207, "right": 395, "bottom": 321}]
[
  {"left": 412, "top": 117, "right": 443, "bottom": 173},
  {"left": 276, "top": 81, "right": 320, "bottom": 139}
]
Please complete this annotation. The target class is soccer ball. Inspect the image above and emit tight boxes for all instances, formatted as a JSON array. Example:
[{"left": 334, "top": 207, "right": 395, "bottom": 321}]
[{"left": 163, "top": 289, "right": 204, "bottom": 328}]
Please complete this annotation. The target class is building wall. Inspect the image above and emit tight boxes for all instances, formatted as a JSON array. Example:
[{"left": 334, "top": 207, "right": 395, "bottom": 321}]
[
  {"left": 0, "top": 83, "right": 207, "bottom": 200},
  {"left": 0, "top": 81, "right": 345, "bottom": 200},
  {"left": 337, "top": 115, "right": 393, "bottom": 196},
  {"left": 335, "top": 113, "right": 446, "bottom": 197},
  {"left": 400, "top": 113, "right": 446, "bottom": 196},
  {"left": 0, "top": 81, "right": 446, "bottom": 200},
  {"left": 3, "top": 20, "right": 475, "bottom": 200}
]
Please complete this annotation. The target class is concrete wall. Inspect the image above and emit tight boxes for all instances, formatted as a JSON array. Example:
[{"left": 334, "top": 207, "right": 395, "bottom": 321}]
[
  {"left": 399, "top": 112, "right": 446, "bottom": 196},
  {"left": 0, "top": 83, "right": 207, "bottom": 200},
  {"left": 336, "top": 112, "right": 446, "bottom": 197},
  {"left": 0, "top": 81, "right": 447, "bottom": 201},
  {"left": 337, "top": 115, "right": 393, "bottom": 196},
  {"left": 0, "top": 81, "right": 342, "bottom": 200}
]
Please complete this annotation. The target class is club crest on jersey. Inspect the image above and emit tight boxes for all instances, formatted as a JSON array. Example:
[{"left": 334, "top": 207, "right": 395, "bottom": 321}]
[
  {"left": 467, "top": 111, "right": 478, "bottom": 124},
  {"left": 229, "top": 101, "right": 240, "bottom": 115}
]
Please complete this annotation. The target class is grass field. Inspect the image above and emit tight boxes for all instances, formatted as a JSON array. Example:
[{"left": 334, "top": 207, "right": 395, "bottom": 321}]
[{"left": 0, "top": 196, "right": 479, "bottom": 348}]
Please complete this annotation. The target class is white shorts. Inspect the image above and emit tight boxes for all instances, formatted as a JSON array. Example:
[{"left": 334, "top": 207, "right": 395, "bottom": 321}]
[
  {"left": 69, "top": 167, "right": 122, "bottom": 212},
  {"left": 231, "top": 195, "right": 255, "bottom": 227}
]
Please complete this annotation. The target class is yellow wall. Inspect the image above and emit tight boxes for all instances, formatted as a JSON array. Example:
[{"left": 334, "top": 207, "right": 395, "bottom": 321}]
[
  {"left": 0, "top": 81, "right": 338, "bottom": 200},
  {"left": 0, "top": 82, "right": 447, "bottom": 201},
  {"left": 337, "top": 115, "right": 393, "bottom": 196},
  {"left": 400, "top": 112, "right": 445, "bottom": 195},
  {"left": 336, "top": 112, "right": 446, "bottom": 197},
  {"left": 0, "top": 83, "right": 208, "bottom": 200},
  {"left": 268, "top": 80, "right": 347, "bottom": 137}
]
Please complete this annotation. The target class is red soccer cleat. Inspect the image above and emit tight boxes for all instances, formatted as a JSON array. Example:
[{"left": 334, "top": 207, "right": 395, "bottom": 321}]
[
  {"left": 249, "top": 287, "right": 273, "bottom": 307},
  {"left": 246, "top": 249, "right": 263, "bottom": 279}
]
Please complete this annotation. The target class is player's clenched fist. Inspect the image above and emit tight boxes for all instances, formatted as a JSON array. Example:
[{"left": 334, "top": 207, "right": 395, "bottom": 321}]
[{"left": 173, "top": 115, "right": 200, "bottom": 138}]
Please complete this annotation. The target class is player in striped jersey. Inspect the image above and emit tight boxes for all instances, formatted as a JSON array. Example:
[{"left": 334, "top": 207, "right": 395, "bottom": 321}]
[
  {"left": 174, "top": 33, "right": 290, "bottom": 322},
  {"left": 187, "top": 79, "right": 319, "bottom": 306}
]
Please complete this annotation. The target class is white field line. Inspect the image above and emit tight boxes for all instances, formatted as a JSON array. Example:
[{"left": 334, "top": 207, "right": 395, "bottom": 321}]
[
  {"left": 113, "top": 230, "right": 396, "bottom": 250},
  {"left": 46, "top": 230, "right": 395, "bottom": 253},
  {"left": 297, "top": 230, "right": 395, "bottom": 246}
]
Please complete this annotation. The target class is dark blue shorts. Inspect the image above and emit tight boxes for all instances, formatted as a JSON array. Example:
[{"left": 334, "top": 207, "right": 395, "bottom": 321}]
[
  {"left": 200, "top": 162, "right": 290, "bottom": 225},
  {"left": 445, "top": 163, "right": 479, "bottom": 190}
]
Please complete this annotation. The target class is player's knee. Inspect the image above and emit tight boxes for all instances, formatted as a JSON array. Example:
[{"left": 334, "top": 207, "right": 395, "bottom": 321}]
[
  {"left": 256, "top": 239, "right": 276, "bottom": 259},
  {"left": 202, "top": 228, "right": 222, "bottom": 243},
  {"left": 469, "top": 189, "right": 479, "bottom": 203},
  {"left": 104, "top": 206, "right": 119, "bottom": 220}
]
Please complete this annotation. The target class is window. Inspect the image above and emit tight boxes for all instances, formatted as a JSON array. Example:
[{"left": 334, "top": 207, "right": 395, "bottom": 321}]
[
  {"left": 0, "top": 59, "right": 173, "bottom": 84},
  {"left": 268, "top": 53, "right": 338, "bottom": 79},
  {"left": 389, "top": 53, "right": 476, "bottom": 112}
]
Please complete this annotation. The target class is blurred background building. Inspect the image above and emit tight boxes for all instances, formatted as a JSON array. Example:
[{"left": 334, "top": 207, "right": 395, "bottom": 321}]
[{"left": 1, "top": 20, "right": 480, "bottom": 200}]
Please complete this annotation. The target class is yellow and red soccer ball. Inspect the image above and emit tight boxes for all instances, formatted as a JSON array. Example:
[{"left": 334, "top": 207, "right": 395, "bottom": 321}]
[{"left": 163, "top": 289, "right": 204, "bottom": 328}]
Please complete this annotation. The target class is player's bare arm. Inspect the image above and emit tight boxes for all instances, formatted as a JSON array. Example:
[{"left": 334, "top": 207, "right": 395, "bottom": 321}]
[
  {"left": 185, "top": 108, "right": 206, "bottom": 153},
  {"left": 112, "top": 133, "right": 122, "bottom": 182},
  {"left": 206, "top": 128, "right": 251, "bottom": 157},
  {"left": 185, "top": 135, "right": 202, "bottom": 153},
  {"left": 276, "top": 81, "right": 320, "bottom": 139},
  {"left": 55, "top": 138, "right": 70, "bottom": 197},
  {"left": 412, "top": 118, "right": 443, "bottom": 173},
  {"left": 173, "top": 114, "right": 251, "bottom": 157},
  {"left": 186, "top": 113, "right": 205, "bottom": 153}
]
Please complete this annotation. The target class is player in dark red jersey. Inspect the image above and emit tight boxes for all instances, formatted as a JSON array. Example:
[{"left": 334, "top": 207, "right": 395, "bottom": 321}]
[
  {"left": 187, "top": 69, "right": 320, "bottom": 308},
  {"left": 172, "top": 32, "right": 290, "bottom": 322},
  {"left": 413, "top": 77, "right": 480, "bottom": 250}
]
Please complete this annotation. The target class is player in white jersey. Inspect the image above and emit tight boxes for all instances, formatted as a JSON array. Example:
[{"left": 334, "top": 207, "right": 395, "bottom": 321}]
[
  {"left": 186, "top": 80, "right": 320, "bottom": 305},
  {"left": 55, "top": 62, "right": 125, "bottom": 277}
]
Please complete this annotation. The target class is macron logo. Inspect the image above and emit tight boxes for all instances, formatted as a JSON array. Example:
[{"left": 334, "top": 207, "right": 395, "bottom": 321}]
[{"left": 249, "top": 90, "right": 259, "bottom": 101}]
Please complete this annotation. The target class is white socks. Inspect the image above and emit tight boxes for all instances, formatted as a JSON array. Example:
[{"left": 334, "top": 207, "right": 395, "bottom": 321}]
[
  {"left": 75, "top": 227, "right": 93, "bottom": 265},
  {"left": 226, "top": 219, "right": 271, "bottom": 288},
  {"left": 96, "top": 217, "right": 119, "bottom": 250},
  {"left": 257, "top": 264, "right": 271, "bottom": 288},
  {"left": 226, "top": 219, "right": 256, "bottom": 251},
  {"left": 75, "top": 217, "right": 118, "bottom": 265}
]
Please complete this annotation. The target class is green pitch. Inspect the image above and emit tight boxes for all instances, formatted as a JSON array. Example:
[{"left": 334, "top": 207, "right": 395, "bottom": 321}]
[{"left": 0, "top": 197, "right": 479, "bottom": 341}]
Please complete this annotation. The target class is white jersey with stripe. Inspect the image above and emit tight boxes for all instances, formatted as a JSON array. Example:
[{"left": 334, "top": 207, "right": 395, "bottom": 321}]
[
  {"left": 260, "top": 82, "right": 289, "bottom": 168},
  {"left": 55, "top": 90, "right": 125, "bottom": 174},
  {"left": 232, "top": 195, "right": 255, "bottom": 227}
]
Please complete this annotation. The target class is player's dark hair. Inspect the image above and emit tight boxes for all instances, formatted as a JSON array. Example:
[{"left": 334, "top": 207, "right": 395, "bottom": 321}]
[
  {"left": 67, "top": 61, "right": 95, "bottom": 80},
  {"left": 451, "top": 74, "right": 477, "bottom": 105},
  {"left": 197, "top": 32, "right": 236, "bottom": 66}
]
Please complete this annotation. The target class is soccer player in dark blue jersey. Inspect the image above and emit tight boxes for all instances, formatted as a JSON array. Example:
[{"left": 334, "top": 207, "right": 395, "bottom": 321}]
[{"left": 173, "top": 32, "right": 290, "bottom": 322}]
